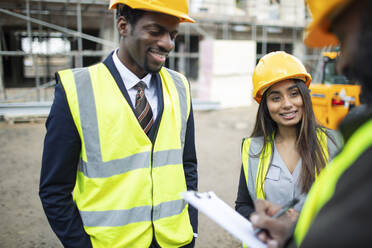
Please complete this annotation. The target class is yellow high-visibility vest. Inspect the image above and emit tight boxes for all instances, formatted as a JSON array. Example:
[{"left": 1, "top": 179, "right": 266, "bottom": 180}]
[
  {"left": 241, "top": 130, "right": 334, "bottom": 201},
  {"left": 294, "top": 119, "right": 372, "bottom": 246},
  {"left": 241, "top": 130, "right": 338, "bottom": 248},
  {"left": 58, "top": 63, "right": 193, "bottom": 248}
]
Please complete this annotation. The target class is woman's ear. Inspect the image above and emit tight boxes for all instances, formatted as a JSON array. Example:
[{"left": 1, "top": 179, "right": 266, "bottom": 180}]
[{"left": 117, "top": 16, "right": 129, "bottom": 37}]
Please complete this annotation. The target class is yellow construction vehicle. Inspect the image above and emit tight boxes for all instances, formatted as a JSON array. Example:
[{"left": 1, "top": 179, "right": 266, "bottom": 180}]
[{"left": 310, "top": 52, "right": 361, "bottom": 129}]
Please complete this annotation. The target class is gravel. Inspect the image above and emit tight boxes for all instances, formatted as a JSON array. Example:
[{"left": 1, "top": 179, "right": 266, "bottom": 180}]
[{"left": 0, "top": 105, "right": 258, "bottom": 248}]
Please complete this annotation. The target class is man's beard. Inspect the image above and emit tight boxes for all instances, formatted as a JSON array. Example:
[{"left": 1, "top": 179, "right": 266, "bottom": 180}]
[{"left": 144, "top": 57, "right": 163, "bottom": 74}]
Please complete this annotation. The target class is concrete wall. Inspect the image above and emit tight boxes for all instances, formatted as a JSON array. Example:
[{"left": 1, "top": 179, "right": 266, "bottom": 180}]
[
  {"left": 198, "top": 39, "right": 256, "bottom": 108},
  {"left": 280, "top": 0, "right": 306, "bottom": 25},
  {"left": 246, "top": 0, "right": 306, "bottom": 26},
  {"left": 190, "top": 0, "right": 237, "bottom": 15}
]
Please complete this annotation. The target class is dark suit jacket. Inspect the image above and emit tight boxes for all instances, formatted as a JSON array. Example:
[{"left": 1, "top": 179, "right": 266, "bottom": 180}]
[
  {"left": 286, "top": 106, "right": 372, "bottom": 247},
  {"left": 39, "top": 52, "right": 198, "bottom": 248}
]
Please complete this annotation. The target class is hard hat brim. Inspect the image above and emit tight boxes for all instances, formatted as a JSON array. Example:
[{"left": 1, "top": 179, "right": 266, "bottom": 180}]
[
  {"left": 254, "top": 74, "right": 312, "bottom": 103},
  {"left": 304, "top": 20, "right": 339, "bottom": 47},
  {"left": 304, "top": 0, "right": 353, "bottom": 48},
  {"left": 109, "top": 0, "right": 195, "bottom": 23}
]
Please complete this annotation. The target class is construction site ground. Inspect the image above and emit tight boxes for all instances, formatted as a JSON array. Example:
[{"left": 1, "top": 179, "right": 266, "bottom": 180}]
[{"left": 0, "top": 104, "right": 258, "bottom": 248}]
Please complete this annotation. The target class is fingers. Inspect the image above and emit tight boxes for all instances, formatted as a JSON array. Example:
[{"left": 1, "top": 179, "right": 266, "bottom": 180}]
[
  {"left": 267, "top": 240, "right": 280, "bottom": 248},
  {"left": 251, "top": 200, "right": 295, "bottom": 247},
  {"left": 254, "top": 199, "right": 270, "bottom": 214},
  {"left": 286, "top": 208, "right": 299, "bottom": 222},
  {"left": 254, "top": 199, "right": 281, "bottom": 216},
  {"left": 250, "top": 213, "right": 279, "bottom": 232},
  {"left": 251, "top": 211, "right": 294, "bottom": 247}
]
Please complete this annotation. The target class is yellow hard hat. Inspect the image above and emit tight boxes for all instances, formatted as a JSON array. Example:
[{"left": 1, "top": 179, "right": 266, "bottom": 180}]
[
  {"left": 305, "top": 0, "right": 353, "bottom": 47},
  {"left": 252, "top": 51, "right": 312, "bottom": 103},
  {"left": 109, "top": 0, "right": 195, "bottom": 23}
]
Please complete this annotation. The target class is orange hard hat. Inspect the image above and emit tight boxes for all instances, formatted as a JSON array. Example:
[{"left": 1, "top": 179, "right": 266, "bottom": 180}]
[
  {"left": 109, "top": 0, "right": 195, "bottom": 23},
  {"left": 252, "top": 51, "right": 312, "bottom": 103},
  {"left": 305, "top": 0, "right": 353, "bottom": 47}
]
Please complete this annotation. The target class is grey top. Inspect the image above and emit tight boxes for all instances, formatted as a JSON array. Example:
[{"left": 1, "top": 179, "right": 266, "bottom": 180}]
[
  {"left": 264, "top": 142, "right": 306, "bottom": 212},
  {"left": 243, "top": 129, "right": 342, "bottom": 213}
]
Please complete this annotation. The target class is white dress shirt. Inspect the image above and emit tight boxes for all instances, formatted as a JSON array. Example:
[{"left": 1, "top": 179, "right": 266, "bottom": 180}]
[{"left": 112, "top": 49, "right": 158, "bottom": 121}]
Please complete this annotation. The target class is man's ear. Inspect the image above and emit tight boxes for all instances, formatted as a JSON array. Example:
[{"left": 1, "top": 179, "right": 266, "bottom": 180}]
[{"left": 117, "top": 16, "right": 130, "bottom": 37}]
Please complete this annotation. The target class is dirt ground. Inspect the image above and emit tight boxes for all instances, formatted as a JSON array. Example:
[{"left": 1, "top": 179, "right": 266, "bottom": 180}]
[{"left": 0, "top": 105, "right": 258, "bottom": 248}]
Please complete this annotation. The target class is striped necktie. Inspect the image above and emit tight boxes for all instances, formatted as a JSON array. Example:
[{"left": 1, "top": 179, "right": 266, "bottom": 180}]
[{"left": 134, "top": 81, "right": 154, "bottom": 134}]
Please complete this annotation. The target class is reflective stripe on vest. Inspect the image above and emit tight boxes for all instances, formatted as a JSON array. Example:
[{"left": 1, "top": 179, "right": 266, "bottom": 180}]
[
  {"left": 294, "top": 119, "right": 372, "bottom": 246},
  {"left": 58, "top": 64, "right": 193, "bottom": 247},
  {"left": 78, "top": 149, "right": 184, "bottom": 178},
  {"left": 242, "top": 130, "right": 333, "bottom": 202},
  {"left": 80, "top": 198, "right": 186, "bottom": 227},
  {"left": 165, "top": 68, "right": 189, "bottom": 150}
]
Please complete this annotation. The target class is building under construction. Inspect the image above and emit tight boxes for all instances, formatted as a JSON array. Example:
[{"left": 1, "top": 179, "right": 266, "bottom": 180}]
[{"left": 0, "top": 0, "right": 321, "bottom": 108}]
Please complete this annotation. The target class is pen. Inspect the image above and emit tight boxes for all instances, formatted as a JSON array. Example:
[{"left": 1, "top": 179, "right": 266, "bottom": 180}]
[{"left": 253, "top": 197, "right": 300, "bottom": 236}]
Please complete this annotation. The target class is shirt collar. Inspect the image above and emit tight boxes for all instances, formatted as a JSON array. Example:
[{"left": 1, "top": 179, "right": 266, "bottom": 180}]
[
  {"left": 272, "top": 140, "right": 302, "bottom": 166},
  {"left": 112, "top": 48, "right": 152, "bottom": 90}
]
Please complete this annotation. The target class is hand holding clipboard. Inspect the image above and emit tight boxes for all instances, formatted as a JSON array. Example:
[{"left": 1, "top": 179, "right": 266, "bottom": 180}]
[{"left": 182, "top": 191, "right": 267, "bottom": 248}]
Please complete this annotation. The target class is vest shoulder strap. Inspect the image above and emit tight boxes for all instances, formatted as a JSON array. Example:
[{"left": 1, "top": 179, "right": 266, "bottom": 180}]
[{"left": 241, "top": 136, "right": 273, "bottom": 200}]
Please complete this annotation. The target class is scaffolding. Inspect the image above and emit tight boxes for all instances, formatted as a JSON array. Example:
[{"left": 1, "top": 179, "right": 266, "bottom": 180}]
[{"left": 0, "top": 0, "right": 319, "bottom": 104}]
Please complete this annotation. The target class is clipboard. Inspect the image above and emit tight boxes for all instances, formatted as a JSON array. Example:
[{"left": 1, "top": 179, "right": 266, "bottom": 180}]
[{"left": 182, "top": 191, "right": 266, "bottom": 248}]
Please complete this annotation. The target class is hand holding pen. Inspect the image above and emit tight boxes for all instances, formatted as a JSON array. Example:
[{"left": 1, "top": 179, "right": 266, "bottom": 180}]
[
  {"left": 250, "top": 198, "right": 300, "bottom": 247},
  {"left": 253, "top": 197, "right": 299, "bottom": 236}
]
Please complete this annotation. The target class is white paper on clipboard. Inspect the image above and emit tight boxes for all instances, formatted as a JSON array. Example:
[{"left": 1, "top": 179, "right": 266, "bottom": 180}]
[{"left": 182, "top": 191, "right": 266, "bottom": 248}]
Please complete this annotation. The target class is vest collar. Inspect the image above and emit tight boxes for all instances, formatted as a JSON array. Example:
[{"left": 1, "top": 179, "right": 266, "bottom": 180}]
[{"left": 102, "top": 52, "right": 164, "bottom": 143}]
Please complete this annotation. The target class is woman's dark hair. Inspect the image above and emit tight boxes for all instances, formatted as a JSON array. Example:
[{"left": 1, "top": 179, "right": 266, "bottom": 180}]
[
  {"left": 250, "top": 79, "right": 334, "bottom": 193},
  {"left": 116, "top": 4, "right": 145, "bottom": 27}
]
